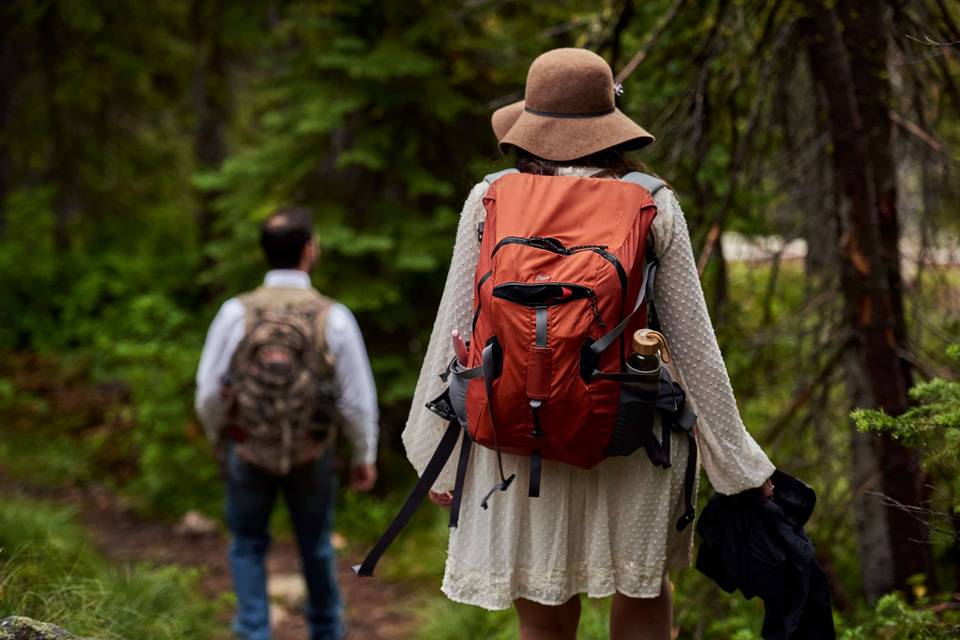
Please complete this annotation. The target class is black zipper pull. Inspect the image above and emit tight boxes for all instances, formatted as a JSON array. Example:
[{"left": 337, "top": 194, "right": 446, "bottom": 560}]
[
  {"left": 477, "top": 221, "right": 484, "bottom": 243},
  {"left": 543, "top": 237, "right": 570, "bottom": 254},
  {"left": 589, "top": 294, "right": 607, "bottom": 329}
]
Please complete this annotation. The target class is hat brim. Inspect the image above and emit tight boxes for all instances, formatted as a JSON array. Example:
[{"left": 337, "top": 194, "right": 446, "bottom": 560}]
[
  {"left": 492, "top": 100, "right": 525, "bottom": 142},
  {"left": 495, "top": 101, "right": 654, "bottom": 162}
]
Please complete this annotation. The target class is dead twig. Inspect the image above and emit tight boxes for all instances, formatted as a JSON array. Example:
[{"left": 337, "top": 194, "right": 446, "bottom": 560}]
[
  {"left": 889, "top": 109, "right": 944, "bottom": 153},
  {"left": 614, "top": 0, "right": 685, "bottom": 83},
  {"left": 905, "top": 33, "right": 960, "bottom": 47},
  {"left": 763, "top": 330, "right": 854, "bottom": 446}
]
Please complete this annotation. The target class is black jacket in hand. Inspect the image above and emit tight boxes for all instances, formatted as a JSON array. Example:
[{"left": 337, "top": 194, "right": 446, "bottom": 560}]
[{"left": 695, "top": 470, "right": 835, "bottom": 640}]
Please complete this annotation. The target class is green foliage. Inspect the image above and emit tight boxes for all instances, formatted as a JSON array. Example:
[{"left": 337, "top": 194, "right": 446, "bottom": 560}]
[
  {"left": 0, "top": 498, "right": 219, "bottom": 639},
  {"left": 89, "top": 294, "right": 222, "bottom": 517},
  {"left": 841, "top": 593, "right": 960, "bottom": 639},
  {"left": 852, "top": 345, "right": 960, "bottom": 472},
  {"left": 413, "top": 594, "right": 616, "bottom": 640},
  {"left": 851, "top": 344, "right": 960, "bottom": 609},
  {"left": 414, "top": 597, "right": 516, "bottom": 640}
]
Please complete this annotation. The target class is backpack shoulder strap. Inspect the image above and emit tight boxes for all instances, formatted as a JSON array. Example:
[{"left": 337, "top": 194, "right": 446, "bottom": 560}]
[
  {"left": 237, "top": 287, "right": 272, "bottom": 332},
  {"left": 238, "top": 287, "right": 336, "bottom": 367},
  {"left": 483, "top": 168, "right": 520, "bottom": 186},
  {"left": 622, "top": 171, "right": 667, "bottom": 196},
  {"left": 287, "top": 288, "right": 337, "bottom": 368},
  {"left": 309, "top": 292, "right": 336, "bottom": 368}
]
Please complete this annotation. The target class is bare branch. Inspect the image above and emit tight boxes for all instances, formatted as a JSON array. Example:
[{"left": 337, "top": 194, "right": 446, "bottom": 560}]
[
  {"left": 905, "top": 33, "right": 960, "bottom": 47},
  {"left": 763, "top": 330, "right": 853, "bottom": 446},
  {"left": 889, "top": 109, "right": 946, "bottom": 153},
  {"left": 614, "top": 0, "right": 684, "bottom": 82}
]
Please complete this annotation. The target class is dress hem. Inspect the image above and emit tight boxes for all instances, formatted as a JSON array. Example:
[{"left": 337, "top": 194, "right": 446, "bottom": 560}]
[{"left": 442, "top": 581, "right": 670, "bottom": 612}]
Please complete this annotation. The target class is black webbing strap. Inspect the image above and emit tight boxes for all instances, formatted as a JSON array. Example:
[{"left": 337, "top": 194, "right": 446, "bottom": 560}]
[
  {"left": 639, "top": 424, "right": 669, "bottom": 468},
  {"left": 661, "top": 417, "right": 671, "bottom": 468},
  {"left": 448, "top": 428, "right": 473, "bottom": 528},
  {"left": 677, "top": 433, "right": 698, "bottom": 531},
  {"left": 633, "top": 385, "right": 670, "bottom": 468},
  {"left": 655, "top": 368, "right": 698, "bottom": 531},
  {"left": 590, "top": 259, "right": 658, "bottom": 358},
  {"left": 354, "top": 420, "right": 462, "bottom": 577},
  {"left": 529, "top": 452, "right": 542, "bottom": 497}
]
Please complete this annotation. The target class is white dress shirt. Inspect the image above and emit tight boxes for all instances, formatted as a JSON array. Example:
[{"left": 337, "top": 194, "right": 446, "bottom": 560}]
[{"left": 195, "top": 269, "right": 379, "bottom": 465}]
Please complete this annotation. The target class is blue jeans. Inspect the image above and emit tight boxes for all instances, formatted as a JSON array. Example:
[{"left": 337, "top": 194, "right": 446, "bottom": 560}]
[{"left": 226, "top": 447, "right": 344, "bottom": 640}]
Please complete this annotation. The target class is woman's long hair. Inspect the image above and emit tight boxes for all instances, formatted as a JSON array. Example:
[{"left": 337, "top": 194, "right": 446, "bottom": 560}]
[{"left": 514, "top": 147, "right": 648, "bottom": 179}]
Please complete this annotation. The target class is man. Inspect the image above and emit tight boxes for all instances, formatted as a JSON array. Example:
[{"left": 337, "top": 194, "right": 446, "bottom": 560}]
[{"left": 195, "top": 207, "right": 379, "bottom": 640}]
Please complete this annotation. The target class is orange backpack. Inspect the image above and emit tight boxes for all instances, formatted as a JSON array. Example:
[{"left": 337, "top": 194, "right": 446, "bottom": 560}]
[{"left": 356, "top": 170, "right": 697, "bottom": 577}]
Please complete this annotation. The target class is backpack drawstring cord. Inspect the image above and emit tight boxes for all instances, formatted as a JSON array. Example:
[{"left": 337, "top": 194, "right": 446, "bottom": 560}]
[{"left": 480, "top": 339, "right": 516, "bottom": 509}]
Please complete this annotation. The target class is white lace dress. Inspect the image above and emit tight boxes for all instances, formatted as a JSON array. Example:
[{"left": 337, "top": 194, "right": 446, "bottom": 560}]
[{"left": 402, "top": 166, "right": 775, "bottom": 610}]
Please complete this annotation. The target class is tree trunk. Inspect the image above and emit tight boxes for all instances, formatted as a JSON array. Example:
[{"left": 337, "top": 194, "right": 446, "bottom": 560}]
[
  {"left": 835, "top": 0, "right": 912, "bottom": 386},
  {"left": 803, "top": 0, "right": 930, "bottom": 600},
  {"left": 38, "top": 5, "right": 74, "bottom": 251},
  {"left": 0, "top": 25, "right": 22, "bottom": 239},
  {"left": 191, "top": 0, "right": 228, "bottom": 263},
  {"left": 834, "top": 0, "right": 932, "bottom": 593},
  {"left": 835, "top": 0, "right": 933, "bottom": 593}
]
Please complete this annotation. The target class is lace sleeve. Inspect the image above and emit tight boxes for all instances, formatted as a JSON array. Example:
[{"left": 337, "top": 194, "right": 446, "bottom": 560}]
[
  {"left": 651, "top": 189, "right": 776, "bottom": 495},
  {"left": 401, "top": 181, "right": 488, "bottom": 492}
]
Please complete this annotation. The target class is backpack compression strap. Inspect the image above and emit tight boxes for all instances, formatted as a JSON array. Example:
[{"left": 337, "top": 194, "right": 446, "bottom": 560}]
[
  {"left": 589, "top": 257, "right": 658, "bottom": 362},
  {"left": 588, "top": 173, "right": 667, "bottom": 365}
]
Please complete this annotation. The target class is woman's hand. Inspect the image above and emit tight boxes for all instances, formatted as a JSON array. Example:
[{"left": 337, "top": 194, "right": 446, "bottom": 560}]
[
  {"left": 761, "top": 477, "right": 775, "bottom": 500},
  {"left": 429, "top": 490, "right": 454, "bottom": 508}
]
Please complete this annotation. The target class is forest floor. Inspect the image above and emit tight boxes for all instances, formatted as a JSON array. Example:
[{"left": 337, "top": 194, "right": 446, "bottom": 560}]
[{"left": 0, "top": 472, "right": 420, "bottom": 640}]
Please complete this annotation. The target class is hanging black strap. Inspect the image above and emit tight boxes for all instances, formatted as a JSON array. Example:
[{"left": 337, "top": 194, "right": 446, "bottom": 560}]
[
  {"left": 661, "top": 417, "right": 671, "bottom": 467},
  {"left": 354, "top": 420, "right": 462, "bottom": 577},
  {"left": 529, "top": 452, "right": 542, "bottom": 498},
  {"left": 636, "top": 386, "right": 670, "bottom": 468},
  {"left": 654, "top": 368, "right": 698, "bottom": 531},
  {"left": 676, "top": 433, "right": 698, "bottom": 531},
  {"left": 448, "top": 428, "right": 473, "bottom": 528}
]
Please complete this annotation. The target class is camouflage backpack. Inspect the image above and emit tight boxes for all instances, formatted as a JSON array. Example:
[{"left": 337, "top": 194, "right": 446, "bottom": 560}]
[{"left": 225, "top": 287, "right": 338, "bottom": 475}]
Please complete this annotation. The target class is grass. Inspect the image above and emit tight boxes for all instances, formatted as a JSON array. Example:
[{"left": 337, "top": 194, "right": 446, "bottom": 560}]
[
  {"left": 408, "top": 567, "right": 771, "bottom": 640},
  {"left": 0, "top": 498, "right": 221, "bottom": 639},
  {"left": 412, "top": 592, "right": 616, "bottom": 640}
]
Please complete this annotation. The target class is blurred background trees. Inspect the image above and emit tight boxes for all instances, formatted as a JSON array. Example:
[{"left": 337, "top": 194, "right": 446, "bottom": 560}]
[{"left": 0, "top": 0, "right": 958, "bottom": 637}]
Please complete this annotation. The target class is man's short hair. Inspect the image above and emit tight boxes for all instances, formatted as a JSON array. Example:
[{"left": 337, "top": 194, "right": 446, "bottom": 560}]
[{"left": 260, "top": 207, "right": 314, "bottom": 269}]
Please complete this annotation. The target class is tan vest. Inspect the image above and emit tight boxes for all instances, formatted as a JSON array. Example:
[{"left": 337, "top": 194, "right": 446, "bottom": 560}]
[{"left": 226, "top": 286, "right": 337, "bottom": 474}]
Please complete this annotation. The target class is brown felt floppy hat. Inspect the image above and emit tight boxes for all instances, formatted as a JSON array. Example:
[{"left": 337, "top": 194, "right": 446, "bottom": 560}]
[{"left": 491, "top": 48, "right": 654, "bottom": 162}]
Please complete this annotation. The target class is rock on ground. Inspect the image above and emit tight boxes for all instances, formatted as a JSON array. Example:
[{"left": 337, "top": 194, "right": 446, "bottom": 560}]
[
  {"left": 268, "top": 572, "right": 307, "bottom": 609},
  {"left": 0, "top": 617, "right": 80, "bottom": 640},
  {"left": 173, "top": 509, "right": 218, "bottom": 537}
]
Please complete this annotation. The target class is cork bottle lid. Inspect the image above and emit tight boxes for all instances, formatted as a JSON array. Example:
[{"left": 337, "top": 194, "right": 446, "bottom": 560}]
[{"left": 632, "top": 329, "right": 671, "bottom": 362}]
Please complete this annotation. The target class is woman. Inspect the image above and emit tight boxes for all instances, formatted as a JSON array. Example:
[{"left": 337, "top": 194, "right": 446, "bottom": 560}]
[{"left": 402, "top": 48, "right": 775, "bottom": 640}]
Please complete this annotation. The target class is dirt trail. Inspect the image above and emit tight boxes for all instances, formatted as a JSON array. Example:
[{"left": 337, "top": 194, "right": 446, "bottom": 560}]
[{"left": 0, "top": 476, "right": 418, "bottom": 640}]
